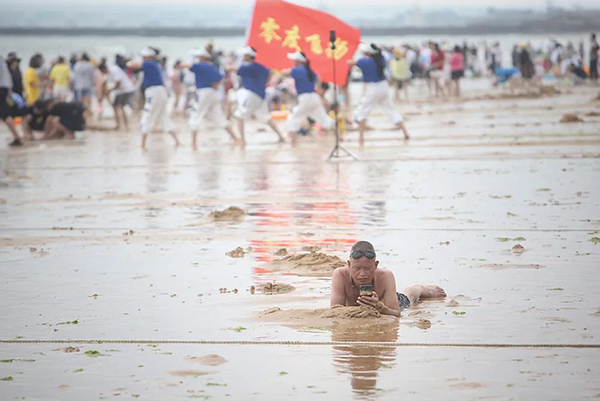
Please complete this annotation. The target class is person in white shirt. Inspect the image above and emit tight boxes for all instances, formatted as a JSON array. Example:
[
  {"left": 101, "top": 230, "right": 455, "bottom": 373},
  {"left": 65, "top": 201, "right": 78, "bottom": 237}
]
[
  {"left": 100, "top": 61, "right": 136, "bottom": 131},
  {"left": 72, "top": 53, "right": 95, "bottom": 113}
]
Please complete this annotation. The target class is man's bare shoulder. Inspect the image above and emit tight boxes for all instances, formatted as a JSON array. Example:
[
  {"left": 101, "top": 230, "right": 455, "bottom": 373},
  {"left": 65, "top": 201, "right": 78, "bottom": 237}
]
[
  {"left": 376, "top": 268, "right": 396, "bottom": 281},
  {"left": 332, "top": 266, "right": 349, "bottom": 278}
]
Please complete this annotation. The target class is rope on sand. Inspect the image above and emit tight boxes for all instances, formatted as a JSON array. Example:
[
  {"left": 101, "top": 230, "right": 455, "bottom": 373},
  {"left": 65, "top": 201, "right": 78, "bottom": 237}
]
[{"left": 1, "top": 339, "right": 599, "bottom": 348}]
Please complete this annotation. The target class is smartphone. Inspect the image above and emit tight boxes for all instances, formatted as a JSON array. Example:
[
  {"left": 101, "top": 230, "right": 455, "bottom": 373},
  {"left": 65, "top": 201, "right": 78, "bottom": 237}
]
[{"left": 359, "top": 285, "right": 373, "bottom": 297}]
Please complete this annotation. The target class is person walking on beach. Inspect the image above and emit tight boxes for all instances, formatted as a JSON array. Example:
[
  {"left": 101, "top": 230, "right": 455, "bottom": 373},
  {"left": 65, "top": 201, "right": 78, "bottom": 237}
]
[
  {"left": 127, "top": 47, "right": 179, "bottom": 149},
  {"left": 186, "top": 48, "right": 238, "bottom": 150},
  {"left": 282, "top": 51, "right": 334, "bottom": 145},
  {"left": 390, "top": 48, "right": 410, "bottom": 101},
  {"left": 429, "top": 42, "right": 446, "bottom": 98},
  {"left": 348, "top": 43, "right": 409, "bottom": 145},
  {"left": 72, "top": 53, "right": 95, "bottom": 115},
  {"left": 233, "top": 46, "right": 285, "bottom": 145},
  {"left": 449, "top": 45, "right": 464, "bottom": 97},
  {"left": 49, "top": 56, "right": 71, "bottom": 101},
  {"left": 519, "top": 45, "right": 535, "bottom": 83},
  {"left": 590, "top": 33, "right": 599, "bottom": 83},
  {"left": 100, "top": 61, "right": 136, "bottom": 132},
  {"left": 0, "top": 55, "right": 24, "bottom": 146}
]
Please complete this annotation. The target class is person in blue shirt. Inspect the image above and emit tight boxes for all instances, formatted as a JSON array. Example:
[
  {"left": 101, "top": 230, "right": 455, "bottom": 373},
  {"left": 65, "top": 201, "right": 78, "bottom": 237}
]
[
  {"left": 126, "top": 47, "right": 178, "bottom": 149},
  {"left": 283, "top": 51, "right": 334, "bottom": 145},
  {"left": 348, "top": 43, "right": 410, "bottom": 145},
  {"left": 233, "top": 46, "right": 284, "bottom": 145},
  {"left": 185, "top": 47, "right": 237, "bottom": 149},
  {"left": 493, "top": 67, "right": 522, "bottom": 87}
]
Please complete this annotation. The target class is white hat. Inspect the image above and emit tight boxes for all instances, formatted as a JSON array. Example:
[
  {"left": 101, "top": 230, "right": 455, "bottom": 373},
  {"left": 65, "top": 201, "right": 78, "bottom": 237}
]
[
  {"left": 191, "top": 47, "right": 211, "bottom": 59},
  {"left": 140, "top": 47, "right": 156, "bottom": 57},
  {"left": 286, "top": 51, "right": 307, "bottom": 63},
  {"left": 240, "top": 46, "right": 257, "bottom": 57},
  {"left": 359, "top": 42, "right": 379, "bottom": 55}
]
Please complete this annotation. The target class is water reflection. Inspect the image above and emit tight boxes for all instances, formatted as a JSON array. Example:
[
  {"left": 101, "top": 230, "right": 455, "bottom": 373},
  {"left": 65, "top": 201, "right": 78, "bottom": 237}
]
[
  {"left": 331, "top": 320, "right": 399, "bottom": 398},
  {"left": 143, "top": 146, "right": 172, "bottom": 228}
]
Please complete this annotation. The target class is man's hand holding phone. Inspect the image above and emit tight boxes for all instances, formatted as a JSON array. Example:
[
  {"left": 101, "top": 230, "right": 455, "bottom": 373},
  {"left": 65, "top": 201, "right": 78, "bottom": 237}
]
[{"left": 357, "top": 286, "right": 384, "bottom": 312}]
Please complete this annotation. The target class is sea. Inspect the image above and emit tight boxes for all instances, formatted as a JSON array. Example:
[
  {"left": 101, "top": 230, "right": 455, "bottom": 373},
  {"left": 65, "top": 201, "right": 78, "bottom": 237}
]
[{"left": 0, "top": 32, "right": 593, "bottom": 69}]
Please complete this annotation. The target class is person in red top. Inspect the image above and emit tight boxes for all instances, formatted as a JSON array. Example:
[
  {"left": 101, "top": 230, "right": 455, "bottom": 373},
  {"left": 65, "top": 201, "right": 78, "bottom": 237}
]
[
  {"left": 429, "top": 42, "right": 446, "bottom": 97},
  {"left": 449, "top": 45, "right": 465, "bottom": 97}
]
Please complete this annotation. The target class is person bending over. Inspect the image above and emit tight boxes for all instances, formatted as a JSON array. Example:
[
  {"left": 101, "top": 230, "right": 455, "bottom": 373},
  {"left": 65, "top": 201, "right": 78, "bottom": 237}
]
[{"left": 331, "top": 241, "right": 446, "bottom": 317}]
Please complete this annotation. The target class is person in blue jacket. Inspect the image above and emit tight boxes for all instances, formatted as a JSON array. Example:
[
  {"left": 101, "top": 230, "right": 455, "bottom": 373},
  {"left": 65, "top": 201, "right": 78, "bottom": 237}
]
[
  {"left": 234, "top": 46, "right": 285, "bottom": 145},
  {"left": 348, "top": 43, "right": 410, "bottom": 145},
  {"left": 283, "top": 51, "right": 334, "bottom": 145},
  {"left": 126, "top": 47, "right": 179, "bottom": 149},
  {"left": 186, "top": 47, "right": 238, "bottom": 150}
]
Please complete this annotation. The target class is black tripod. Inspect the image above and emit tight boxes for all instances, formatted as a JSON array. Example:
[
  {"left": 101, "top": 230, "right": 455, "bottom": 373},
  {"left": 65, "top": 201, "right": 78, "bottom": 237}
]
[{"left": 327, "top": 30, "right": 356, "bottom": 161}]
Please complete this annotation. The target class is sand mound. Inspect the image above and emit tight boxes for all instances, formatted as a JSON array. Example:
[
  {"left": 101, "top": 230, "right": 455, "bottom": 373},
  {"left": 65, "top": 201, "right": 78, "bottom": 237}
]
[
  {"left": 259, "top": 282, "right": 295, "bottom": 294},
  {"left": 408, "top": 310, "right": 434, "bottom": 318},
  {"left": 186, "top": 354, "right": 228, "bottom": 366},
  {"left": 169, "top": 370, "right": 213, "bottom": 377},
  {"left": 274, "top": 248, "right": 288, "bottom": 256},
  {"left": 477, "top": 86, "right": 560, "bottom": 100},
  {"left": 446, "top": 299, "right": 460, "bottom": 307},
  {"left": 226, "top": 247, "right": 245, "bottom": 258},
  {"left": 538, "top": 85, "right": 560, "bottom": 96},
  {"left": 258, "top": 305, "right": 397, "bottom": 329},
  {"left": 560, "top": 114, "right": 584, "bottom": 123},
  {"left": 406, "top": 319, "right": 432, "bottom": 330},
  {"left": 261, "top": 305, "right": 380, "bottom": 320},
  {"left": 512, "top": 244, "right": 525, "bottom": 253},
  {"left": 585, "top": 112, "right": 600, "bottom": 117},
  {"left": 265, "top": 252, "right": 346, "bottom": 277},
  {"left": 209, "top": 206, "right": 246, "bottom": 221}
]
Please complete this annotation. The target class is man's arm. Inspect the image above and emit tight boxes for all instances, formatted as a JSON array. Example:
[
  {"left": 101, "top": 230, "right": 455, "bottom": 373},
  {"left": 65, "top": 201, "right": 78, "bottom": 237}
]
[
  {"left": 380, "top": 271, "right": 400, "bottom": 317},
  {"left": 330, "top": 268, "right": 347, "bottom": 307}
]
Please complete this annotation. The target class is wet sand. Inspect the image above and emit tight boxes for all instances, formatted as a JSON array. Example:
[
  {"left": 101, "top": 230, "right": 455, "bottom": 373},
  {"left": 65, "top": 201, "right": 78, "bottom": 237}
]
[{"left": 1, "top": 79, "right": 599, "bottom": 399}]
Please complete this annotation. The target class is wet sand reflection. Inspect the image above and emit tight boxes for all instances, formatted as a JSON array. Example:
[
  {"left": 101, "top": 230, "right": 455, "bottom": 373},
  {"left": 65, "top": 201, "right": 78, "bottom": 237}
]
[{"left": 331, "top": 320, "right": 399, "bottom": 397}]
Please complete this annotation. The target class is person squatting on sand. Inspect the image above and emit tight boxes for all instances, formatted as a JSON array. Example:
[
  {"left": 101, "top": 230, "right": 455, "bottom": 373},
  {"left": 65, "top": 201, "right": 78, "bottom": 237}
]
[{"left": 331, "top": 241, "right": 446, "bottom": 318}]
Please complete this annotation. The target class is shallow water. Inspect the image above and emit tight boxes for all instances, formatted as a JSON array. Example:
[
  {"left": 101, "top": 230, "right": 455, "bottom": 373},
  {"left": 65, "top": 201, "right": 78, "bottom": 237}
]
[{"left": 1, "top": 81, "right": 600, "bottom": 399}]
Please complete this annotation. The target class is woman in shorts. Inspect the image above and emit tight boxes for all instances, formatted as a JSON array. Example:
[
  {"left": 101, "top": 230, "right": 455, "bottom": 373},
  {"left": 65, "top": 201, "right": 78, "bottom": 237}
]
[{"left": 449, "top": 45, "right": 465, "bottom": 97}]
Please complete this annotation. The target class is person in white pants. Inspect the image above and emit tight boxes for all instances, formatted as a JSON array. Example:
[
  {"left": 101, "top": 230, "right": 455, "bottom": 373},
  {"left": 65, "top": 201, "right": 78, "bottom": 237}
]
[
  {"left": 348, "top": 43, "right": 410, "bottom": 145},
  {"left": 233, "top": 46, "right": 284, "bottom": 145},
  {"left": 283, "top": 51, "right": 334, "bottom": 145},
  {"left": 186, "top": 48, "right": 237, "bottom": 150},
  {"left": 127, "top": 47, "right": 179, "bottom": 149}
]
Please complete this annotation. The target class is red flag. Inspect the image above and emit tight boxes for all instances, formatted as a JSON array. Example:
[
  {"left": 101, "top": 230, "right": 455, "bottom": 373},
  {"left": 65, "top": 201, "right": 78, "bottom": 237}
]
[{"left": 246, "top": 0, "right": 361, "bottom": 85}]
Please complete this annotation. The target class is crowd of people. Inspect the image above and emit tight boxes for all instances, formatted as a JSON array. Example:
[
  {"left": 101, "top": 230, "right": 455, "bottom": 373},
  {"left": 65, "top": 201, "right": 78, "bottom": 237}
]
[{"left": 1, "top": 33, "right": 598, "bottom": 148}]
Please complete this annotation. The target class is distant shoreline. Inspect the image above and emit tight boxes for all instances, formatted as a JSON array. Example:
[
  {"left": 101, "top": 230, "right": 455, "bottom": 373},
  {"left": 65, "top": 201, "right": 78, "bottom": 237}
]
[{"left": 0, "top": 23, "right": 595, "bottom": 38}]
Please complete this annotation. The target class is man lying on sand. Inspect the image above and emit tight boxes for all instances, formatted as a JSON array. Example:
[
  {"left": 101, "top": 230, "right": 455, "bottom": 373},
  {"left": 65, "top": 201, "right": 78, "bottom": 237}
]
[{"left": 331, "top": 241, "right": 446, "bottom": 317}]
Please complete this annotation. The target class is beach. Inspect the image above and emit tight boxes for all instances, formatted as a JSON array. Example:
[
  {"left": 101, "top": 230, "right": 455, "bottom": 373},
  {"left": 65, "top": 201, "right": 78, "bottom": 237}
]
[{"left": 1, "top": 73, "right": 599, "bottom": 399}]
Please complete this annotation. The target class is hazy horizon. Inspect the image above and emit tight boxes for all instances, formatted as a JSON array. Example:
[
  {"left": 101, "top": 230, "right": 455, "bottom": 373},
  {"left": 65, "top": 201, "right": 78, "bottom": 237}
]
[
  {"left": 1, "top": 0, "right": 598, "bottom": 29},
  {"left": 2, "top": 0, "right": 599, "bottom": 7}
]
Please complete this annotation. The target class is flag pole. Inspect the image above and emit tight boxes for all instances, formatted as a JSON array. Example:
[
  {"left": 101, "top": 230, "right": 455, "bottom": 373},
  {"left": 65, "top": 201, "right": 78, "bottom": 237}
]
[{"left": 327, "top": 30, "right": 356, "bottom": 161}]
